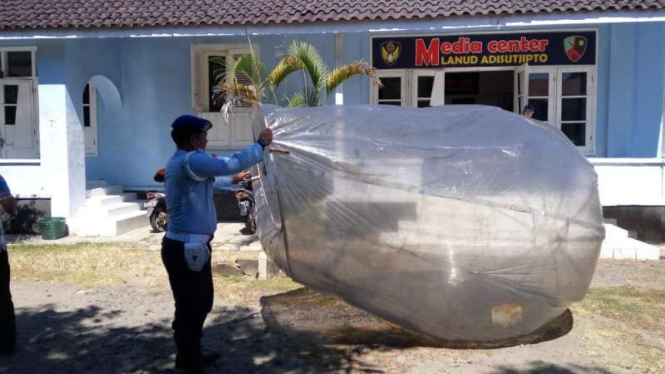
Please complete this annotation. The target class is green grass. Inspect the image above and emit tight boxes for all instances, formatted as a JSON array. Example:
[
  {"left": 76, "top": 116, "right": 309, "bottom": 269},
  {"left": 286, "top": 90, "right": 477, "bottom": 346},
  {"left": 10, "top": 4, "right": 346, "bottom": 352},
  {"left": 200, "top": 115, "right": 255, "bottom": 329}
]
[
  {"left": 8, "top": 243, "right": 162, "bottom": 289},
  {"left": 213, "top": 273, "right": 301, "bottom": 304},
  {"left": 9, "top": 242, "right": 301, "bottom": 303},
  {"left": 573, "top": 287, "right": 665, "bottom": 373},
  {"left": 575, "top": 287, "right": 665, "bottom": 336}
]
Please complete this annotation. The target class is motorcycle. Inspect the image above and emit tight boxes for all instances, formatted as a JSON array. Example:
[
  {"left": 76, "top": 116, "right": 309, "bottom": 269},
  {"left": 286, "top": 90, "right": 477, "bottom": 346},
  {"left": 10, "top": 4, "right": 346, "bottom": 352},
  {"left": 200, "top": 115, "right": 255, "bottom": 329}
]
[
  {"left": 145, "top": 167, "right": 259, "bottom": 234},
  {"left": 235, "top": 177, "right": 258, "bottom": 235},
  {"left": 146, "top": 168, "right": 168, "bottom": 232}
]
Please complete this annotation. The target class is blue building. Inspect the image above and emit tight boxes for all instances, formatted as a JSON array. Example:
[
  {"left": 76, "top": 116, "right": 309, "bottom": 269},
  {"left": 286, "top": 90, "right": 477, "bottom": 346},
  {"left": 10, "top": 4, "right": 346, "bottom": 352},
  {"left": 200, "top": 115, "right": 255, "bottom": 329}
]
[{"left": 0, "top": 1, "right": 664, "bottom": 239}]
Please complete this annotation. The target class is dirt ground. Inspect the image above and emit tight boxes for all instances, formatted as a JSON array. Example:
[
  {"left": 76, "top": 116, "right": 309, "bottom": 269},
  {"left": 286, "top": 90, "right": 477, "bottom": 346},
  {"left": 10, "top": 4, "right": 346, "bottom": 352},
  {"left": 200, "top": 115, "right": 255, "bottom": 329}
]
[{"left": 1, "top": 227, "right": 663, "bottom": 374}]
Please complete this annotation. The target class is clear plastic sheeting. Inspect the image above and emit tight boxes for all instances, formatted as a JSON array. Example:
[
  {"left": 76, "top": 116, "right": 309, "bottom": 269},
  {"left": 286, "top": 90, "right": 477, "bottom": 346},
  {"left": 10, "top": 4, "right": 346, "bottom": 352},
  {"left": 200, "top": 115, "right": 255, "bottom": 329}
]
[{"left": 253, "top": 104, "right": 604, "bottom": 342}]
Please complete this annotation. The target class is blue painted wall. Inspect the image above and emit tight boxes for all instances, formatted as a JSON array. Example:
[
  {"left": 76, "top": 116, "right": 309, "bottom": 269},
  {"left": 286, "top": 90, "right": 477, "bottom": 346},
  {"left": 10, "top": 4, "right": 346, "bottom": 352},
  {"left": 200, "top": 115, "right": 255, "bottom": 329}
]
[
  {"left": 624, "top": 22, "right": 664, "bottom": 157},
  {"left": 69, "top": 34, "right": 341, "bottom": 188},
  {"left": 1, "top": 21, "right": 664, "bottom": 189},
  {"left": 592, "top": 22, "right": 665, "bottom": 157},
  {"left": 604, "top": 23, "right": 665, "bottom": 157}
]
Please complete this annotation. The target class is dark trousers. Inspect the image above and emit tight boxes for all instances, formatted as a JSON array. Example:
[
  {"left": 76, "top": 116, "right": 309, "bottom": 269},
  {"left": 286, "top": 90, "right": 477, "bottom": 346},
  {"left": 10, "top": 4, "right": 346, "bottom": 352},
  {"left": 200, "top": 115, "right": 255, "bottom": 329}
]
[
  {"left": 0, "top": 250, "right": 16, "bottom": 355},
  {"left": 161, "top": 237, "right": 213, "bottom": 373}
]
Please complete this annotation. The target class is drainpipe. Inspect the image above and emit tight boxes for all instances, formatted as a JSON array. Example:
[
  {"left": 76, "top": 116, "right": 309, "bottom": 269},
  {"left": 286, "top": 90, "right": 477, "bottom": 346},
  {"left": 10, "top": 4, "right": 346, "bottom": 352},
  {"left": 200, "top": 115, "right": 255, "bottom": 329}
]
[
  {"left": 660, "top": 43, "right": 665, "bottom": 159},
  {"left": 335, "top": 33, "right": 343, "bottom": 105},
  {"left": 660, "top": 43, "right": 665, "bottom": 200}
]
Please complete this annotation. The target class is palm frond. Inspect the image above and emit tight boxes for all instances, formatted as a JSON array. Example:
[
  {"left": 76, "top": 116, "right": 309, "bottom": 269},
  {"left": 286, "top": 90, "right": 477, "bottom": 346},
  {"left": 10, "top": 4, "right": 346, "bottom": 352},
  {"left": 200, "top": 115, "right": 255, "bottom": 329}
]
[
  {"left": 325, "top": 61, "right": 382, "bottom": 95},
  {"left": 287, "top": 41, "right": 329, "bottom": 91},
  {"left": 218, "top": 82, "right": 259, "bottom": 119},
  {"left": 235, "top": 55, "right": 268, "bottom": 88},
  {"left": 212, "top": 53, "right": 269, "bottom": 109},
  {"left": 210, "top": 55, "right": 229, "bottom": 83},
  {"left": 215, "top": 82, "right": 259, "bottom": 112},
  {"left": 285, "top": 92, "right": 305, "bottom": 107},
  {"left": 268, "top": 56, "right": 305, "bottom": 90}
]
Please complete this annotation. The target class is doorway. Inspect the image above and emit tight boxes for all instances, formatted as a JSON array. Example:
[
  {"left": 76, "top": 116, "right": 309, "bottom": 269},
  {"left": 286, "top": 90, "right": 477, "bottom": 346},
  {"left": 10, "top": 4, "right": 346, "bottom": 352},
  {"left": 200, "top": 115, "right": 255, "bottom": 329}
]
[
  {"left": 444, "top": 71, "right": 514, "bottom": 111},
  {"left": 409, "top": 68, "right": 516, "bottom": 112}
]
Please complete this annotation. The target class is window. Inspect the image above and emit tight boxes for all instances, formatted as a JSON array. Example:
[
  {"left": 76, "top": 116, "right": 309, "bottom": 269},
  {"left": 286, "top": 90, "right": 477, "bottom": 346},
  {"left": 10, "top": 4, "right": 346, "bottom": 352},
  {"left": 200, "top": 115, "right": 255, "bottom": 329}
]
[
  {"left": 372, "top": 66, "right": 596, "bottom": 154},
  {"left": 0, "top": 48, "right": 36, "bottom": 78},
  {"left": 0, "top": 47, "right": 38, "bottom": 159},
  {"left": 191, "top": 45, "right": 259, "bottom": 150},
  {"left": 527, "top": 71, "right": 552, "bottom": 123},
  {"left": 523, "top": 66, "right": 556, "bottom": 125},
  {"left": 556, "top": 68, "right": 594, "bottom": 150},
  {"left": 191, "top": 45, "right": 258, "bottom": 112},
  {"left": 414, "top": 71, "right": 434, "bottom": 108},
  {"left": 207, "top": 55, "right": 226, "bottom": 112},
  {"left": 82, "top": 84, "right": 98, "bottom": 156},
  {"left": 372, "top": 70, "right": 407, "bottom": 106},
  {"left": 525, "top": 66, "right": 595, "bottom": 153},
  {"left": 2, "top": 85, "right": 18, "bottom": 125},
  {"left": 0, "top": 80, "right": 37, "bottom": 159},
  {"left": 83, "top": 84, "right": 91, "bottom": 127}
]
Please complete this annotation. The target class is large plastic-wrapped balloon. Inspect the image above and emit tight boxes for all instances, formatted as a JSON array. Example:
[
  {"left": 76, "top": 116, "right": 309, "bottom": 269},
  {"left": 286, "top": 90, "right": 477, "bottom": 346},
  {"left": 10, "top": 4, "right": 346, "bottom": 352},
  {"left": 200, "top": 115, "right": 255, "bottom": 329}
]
[{"left": 252, "top": 104, "right": 604, "bottom": 342}]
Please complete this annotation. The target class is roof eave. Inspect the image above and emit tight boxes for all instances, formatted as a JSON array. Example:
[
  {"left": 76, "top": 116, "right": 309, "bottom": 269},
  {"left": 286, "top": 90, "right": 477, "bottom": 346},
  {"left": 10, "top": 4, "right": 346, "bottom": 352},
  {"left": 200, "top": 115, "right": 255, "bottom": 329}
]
[{"left": 1, "top": 9, "right": 664, "bottom": 40}]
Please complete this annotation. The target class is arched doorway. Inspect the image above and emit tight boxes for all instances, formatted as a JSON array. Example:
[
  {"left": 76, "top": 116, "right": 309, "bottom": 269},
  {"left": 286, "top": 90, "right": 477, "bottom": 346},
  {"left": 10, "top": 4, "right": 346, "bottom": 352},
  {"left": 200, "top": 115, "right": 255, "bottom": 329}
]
[{"left": 83, "top": 75, "right": 122, "bottom": 157}]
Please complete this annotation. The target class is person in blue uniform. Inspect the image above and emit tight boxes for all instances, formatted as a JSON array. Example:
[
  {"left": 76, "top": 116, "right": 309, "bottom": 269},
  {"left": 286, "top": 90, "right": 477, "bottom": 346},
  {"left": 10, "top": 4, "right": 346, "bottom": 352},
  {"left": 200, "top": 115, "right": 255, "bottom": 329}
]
[
  {"left": 0, "top": 174, "right": 17, "bottom": 356},
  {"left": 161, "top": 114, "right": 272, "bottom": 374},
  {"left": 523, "top": 104, "right": 535, "bottom": 119}
]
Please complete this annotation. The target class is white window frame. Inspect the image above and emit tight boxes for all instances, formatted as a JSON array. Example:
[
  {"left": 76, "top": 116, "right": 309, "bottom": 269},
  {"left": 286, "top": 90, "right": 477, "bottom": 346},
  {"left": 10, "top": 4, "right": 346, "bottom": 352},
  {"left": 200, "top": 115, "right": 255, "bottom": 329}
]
[
  {"left": 524, "top": 66, "right": 556, "bottom": 125},
  {"left": 371, "top": 70, "right": 409, "bottom": 106},
  {"left": 412, "top": 69, "right": 436, "bottom": 107},
  {"left": 554, "top": 66, "right": 596, "bottom": 154},
  {"left": 0, "top": 47, "right": 37, "bottom": 79},
  {"left": 190, "top": 44, "right": 259, "bottom": 113},
  {"left": 82, "top": 83, "right": 98, "bottom": 157},
  {"left": 0, "top": 78, "right": 39, "bottom": 159},
  {"left": 0, "top": 47, "right": 39, "bottom": 160},
  {"left": 190, "top": 44, "right": 260, "bottom": 150}
]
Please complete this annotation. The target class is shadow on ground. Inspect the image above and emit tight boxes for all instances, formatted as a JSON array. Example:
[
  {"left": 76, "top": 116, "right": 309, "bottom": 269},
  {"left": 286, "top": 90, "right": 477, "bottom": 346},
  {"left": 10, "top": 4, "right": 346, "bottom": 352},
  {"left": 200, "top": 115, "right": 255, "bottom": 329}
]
[
  {"left": 487, "top": 363, "right": 615, "bottom": 374},
  {"left": 0, "top": 302, "right": 383, "bottom": 374},
  {"left": 0, "top": 288, "right": 617, "bottom": 374},
  {"left": 260, "top": 287, "right": 575, "bottom": 350}
]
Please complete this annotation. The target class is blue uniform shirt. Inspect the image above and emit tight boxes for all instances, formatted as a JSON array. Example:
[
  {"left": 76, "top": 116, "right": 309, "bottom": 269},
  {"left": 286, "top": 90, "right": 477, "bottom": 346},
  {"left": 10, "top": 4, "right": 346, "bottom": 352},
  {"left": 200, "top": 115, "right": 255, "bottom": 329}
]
[
  {"left": 0, "top": 175, "right": 12, "bottom": 250},
  {"left": 164, "top": 143, "right": 264, "bottom": 235}
]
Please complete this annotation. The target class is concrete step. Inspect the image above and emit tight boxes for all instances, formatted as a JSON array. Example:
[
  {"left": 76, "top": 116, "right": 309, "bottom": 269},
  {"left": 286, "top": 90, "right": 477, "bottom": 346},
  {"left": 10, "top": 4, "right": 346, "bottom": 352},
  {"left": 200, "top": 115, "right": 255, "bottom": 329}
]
[
  {"left": 92, "top": 211, "right": 149, "bottom": 237},
  {"left": 86, "top": 185, "right": 124, "bottom": 198},
  {"left": 106, "top": 202, "right": 143, "bottom": 217},
  {"left": 110, "top": 211, "right": 149, "bottom": 237},
  {"left": 604, "top": 223, "right": 630, "bottom": 240},
  {"left": 76, "top": 184, "right": 147, "bottom": 237},
  {"left": 85, "top": 195, "right": 124, "bottom": 207},
  {"left": 600, "top": 237, "right": 661, "bottom": 261},
  {"left": 84, "top": 193, "right": 137, "bottom": 208},
  {"left": 78, "top": 202, "right": 143, "bottom": 219}
]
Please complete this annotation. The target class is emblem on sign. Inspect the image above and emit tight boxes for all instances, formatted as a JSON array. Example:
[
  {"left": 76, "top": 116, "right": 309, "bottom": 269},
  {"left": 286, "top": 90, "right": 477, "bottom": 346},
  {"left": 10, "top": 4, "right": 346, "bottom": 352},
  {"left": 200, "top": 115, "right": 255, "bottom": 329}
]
[
  {"left": 380, "top": 41, "right": 401, "bottom": 66},
  {"left": 564, "top": 36, "right": 587, "bottom": 63}
]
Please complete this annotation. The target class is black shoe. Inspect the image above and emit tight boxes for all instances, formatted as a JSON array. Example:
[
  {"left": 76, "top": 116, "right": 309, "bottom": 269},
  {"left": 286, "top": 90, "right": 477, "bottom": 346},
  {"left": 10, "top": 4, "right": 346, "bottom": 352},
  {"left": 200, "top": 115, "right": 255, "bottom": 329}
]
[{"left": 176, "top": 352, "right": 220, "bottom": 370}]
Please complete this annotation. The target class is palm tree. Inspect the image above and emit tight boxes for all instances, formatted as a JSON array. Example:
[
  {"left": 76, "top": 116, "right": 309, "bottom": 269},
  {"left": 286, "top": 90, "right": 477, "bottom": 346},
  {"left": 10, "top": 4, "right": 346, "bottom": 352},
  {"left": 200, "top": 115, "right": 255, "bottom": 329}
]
[{"left": 213, "top": 40, "right": 382, "bottom": 108}]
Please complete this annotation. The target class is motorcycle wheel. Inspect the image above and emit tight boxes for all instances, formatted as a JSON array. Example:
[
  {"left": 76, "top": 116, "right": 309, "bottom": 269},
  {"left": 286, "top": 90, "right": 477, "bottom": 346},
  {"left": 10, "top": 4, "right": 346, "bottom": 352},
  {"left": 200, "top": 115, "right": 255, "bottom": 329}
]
[{"left": 150, "top": 206, "right": 168, "bottom": 232}]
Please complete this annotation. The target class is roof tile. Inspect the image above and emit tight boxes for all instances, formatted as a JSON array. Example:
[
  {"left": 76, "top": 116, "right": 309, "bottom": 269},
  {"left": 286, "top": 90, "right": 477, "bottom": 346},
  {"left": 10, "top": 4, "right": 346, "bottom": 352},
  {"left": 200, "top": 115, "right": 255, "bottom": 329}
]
[{"left": 0, "top": 0, "right": 663, "bottom": 30}]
